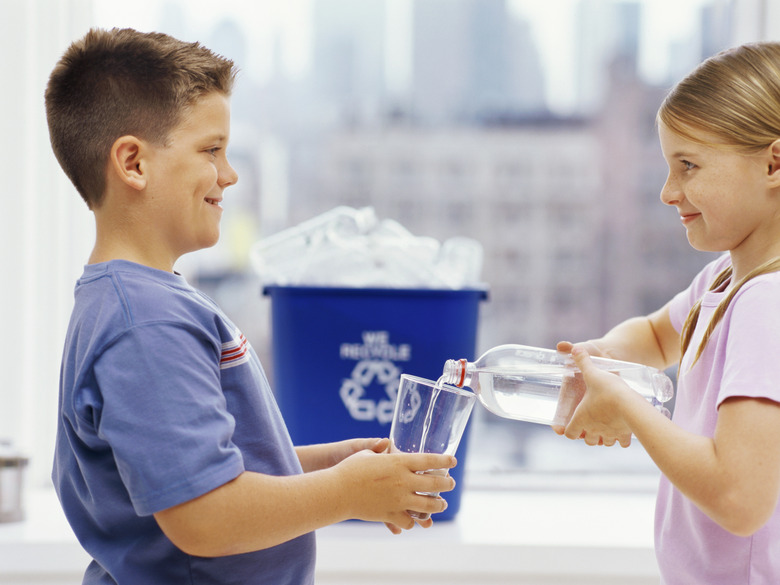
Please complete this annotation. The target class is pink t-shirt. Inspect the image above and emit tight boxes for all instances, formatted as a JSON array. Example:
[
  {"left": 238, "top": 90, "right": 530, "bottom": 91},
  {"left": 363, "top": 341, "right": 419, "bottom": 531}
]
[{"left": 659, "top": 254, "right": 780, "bottom": 584}]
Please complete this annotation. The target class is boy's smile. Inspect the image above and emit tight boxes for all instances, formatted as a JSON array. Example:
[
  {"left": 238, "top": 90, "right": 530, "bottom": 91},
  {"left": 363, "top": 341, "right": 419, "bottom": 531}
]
[{"left": 143, "top": 91, "right": 238, "bottom": 265}]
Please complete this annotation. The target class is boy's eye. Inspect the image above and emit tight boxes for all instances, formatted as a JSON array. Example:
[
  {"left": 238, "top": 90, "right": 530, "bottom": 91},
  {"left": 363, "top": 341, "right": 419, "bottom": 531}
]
[
  {"left": 206, "top": 147, "right": 220, "bottom": 157},
  {"left": 682, "top": 160, "right": 696, "bottom": 170}
]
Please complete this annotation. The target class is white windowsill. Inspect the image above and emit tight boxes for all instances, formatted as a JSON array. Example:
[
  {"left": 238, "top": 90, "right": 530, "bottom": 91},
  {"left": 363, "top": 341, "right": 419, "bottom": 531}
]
[{"left": 0, "top": 487, "right": 658, "bottom": 585}]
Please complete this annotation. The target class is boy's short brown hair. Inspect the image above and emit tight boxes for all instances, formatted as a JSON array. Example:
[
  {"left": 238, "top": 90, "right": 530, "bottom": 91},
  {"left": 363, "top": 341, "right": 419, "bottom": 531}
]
[{"left": 45, "top": 28, "right": 237, "bottom": 209}]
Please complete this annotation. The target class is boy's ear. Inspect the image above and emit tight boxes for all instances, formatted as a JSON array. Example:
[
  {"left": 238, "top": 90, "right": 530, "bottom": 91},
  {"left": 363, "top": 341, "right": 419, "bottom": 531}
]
[
  {"left": 109, "top": 136, "right": 147, "bottom": 191},
  {"left": 768, "top": 138, "right": 780, "bottom": 188}
]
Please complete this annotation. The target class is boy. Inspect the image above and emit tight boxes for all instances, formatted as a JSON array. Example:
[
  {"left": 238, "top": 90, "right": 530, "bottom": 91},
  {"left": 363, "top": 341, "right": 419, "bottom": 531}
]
[{"left": 46, "top": 28, "right": 456, "bottom": 585}]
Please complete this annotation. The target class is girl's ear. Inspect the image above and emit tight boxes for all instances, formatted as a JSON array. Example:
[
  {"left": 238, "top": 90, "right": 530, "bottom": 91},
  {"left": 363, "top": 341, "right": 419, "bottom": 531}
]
[
  {"left": 109, "top": 136, "right": 147, "bottom": 191},
  {"left": 768, "top": 138, "right": 780, "bottom": 188}
]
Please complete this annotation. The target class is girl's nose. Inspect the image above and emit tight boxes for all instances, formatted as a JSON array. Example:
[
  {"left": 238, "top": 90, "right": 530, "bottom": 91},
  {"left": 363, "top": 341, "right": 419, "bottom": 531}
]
[{"left": 660, "top": 173, "right": 680, "bottom": 206}]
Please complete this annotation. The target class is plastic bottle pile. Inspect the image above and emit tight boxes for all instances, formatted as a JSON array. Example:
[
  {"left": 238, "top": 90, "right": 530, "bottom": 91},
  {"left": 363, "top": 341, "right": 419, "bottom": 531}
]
[{"left": 250, "top": 206, "right": 484, "bottom": 289}]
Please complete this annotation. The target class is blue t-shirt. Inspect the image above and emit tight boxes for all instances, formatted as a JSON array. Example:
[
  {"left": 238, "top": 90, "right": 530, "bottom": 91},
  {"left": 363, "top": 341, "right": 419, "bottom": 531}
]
[{"left": 53, "top": 260, "right": 316, "bottom": 584}]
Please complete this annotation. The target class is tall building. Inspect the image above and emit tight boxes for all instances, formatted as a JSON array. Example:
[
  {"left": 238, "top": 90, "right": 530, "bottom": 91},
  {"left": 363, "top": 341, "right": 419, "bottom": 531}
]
[
  {"left": 310, "top": 0, "right": 388, "bottom": 123},
  {"left": 199, "top": 0, "right": 713, "bottom": 376},
  {"left": 574, "top": 0, "right": 641, "bottom": 114},
  {"left": 307, "top": 118, "right": 603, "bottom": 349},
  {"left": 410, "top": 0, "right": 546, "bottom": 122}
]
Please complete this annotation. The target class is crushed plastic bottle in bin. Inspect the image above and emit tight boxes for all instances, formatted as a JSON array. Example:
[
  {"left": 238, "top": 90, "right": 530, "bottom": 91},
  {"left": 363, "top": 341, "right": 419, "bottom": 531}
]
[{"left": 250, "top": 206, "right": 484, "bottom": 289}]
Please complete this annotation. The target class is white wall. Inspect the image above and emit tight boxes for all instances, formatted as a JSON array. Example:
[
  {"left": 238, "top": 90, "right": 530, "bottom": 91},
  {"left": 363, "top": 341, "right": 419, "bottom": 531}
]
[{"left": 0, "top": 0, "right": 94, "bottom": 486}]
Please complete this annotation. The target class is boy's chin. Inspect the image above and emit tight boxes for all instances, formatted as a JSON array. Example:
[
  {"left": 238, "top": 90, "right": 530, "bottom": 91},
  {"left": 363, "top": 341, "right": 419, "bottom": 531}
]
[{"left": 185, "top": 233, "right": 221, "bottom": 255}]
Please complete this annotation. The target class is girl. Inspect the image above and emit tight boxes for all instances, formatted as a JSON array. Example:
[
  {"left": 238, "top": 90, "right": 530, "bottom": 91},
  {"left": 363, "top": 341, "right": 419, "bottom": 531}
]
[{"left": 556, "top": 42, "right": 780, "bottom": 584}]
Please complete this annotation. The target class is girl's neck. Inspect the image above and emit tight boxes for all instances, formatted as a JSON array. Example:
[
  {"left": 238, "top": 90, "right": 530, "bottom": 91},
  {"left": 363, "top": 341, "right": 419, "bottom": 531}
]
[{"left": 729, "top": 243, "right": 780, "bottom": 283}]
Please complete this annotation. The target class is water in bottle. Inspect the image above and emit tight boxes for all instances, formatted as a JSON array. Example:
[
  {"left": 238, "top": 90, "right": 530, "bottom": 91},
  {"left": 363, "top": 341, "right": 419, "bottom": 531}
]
[{"left": 441, "top": 344, "right": 673, "bottom": 426}]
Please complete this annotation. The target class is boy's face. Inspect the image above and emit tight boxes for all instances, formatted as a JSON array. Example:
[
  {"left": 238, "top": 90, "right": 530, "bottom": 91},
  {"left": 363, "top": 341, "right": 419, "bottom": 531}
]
[{"left": 144, "top": 91, "right": 237, "bottom": 260}]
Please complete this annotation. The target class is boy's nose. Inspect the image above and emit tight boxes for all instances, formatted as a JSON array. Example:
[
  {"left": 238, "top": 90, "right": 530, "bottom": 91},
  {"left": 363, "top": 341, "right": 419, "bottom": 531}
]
[{"left": 220, "top": 160, "right": 238, "bottom": 187}]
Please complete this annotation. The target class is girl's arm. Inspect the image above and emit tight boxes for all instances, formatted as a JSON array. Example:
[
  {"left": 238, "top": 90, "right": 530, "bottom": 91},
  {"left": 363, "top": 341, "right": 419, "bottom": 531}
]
[
  {"left": 558, "top": 302, "right": 680, "bottom": 371},
  {"left": 566, "top": 349, "right": 780, "bottom": 536},
  {"left": 553, "top": 303, "right": 680, "bottom": 436}
]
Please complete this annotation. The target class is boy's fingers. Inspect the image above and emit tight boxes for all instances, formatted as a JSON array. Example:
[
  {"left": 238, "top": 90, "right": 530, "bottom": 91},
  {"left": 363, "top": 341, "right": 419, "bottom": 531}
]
[
  {"left": 410, "top": 494, "right": 448, "bottom": 517},
  {"left": 404, "top": 453, "right": 457, "bottom": 472},
  {"left": 369, "top": 438, "right": 390, "bottom": 453}
]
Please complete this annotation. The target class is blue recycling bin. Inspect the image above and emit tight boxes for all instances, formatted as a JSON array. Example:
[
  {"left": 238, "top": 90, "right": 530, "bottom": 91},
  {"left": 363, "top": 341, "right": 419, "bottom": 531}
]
[{"left": 262, "top": 285, "right": 488, "bottom": 520}]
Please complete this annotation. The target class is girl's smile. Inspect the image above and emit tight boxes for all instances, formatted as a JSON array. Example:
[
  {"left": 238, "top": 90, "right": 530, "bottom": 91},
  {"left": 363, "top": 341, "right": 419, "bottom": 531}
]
[{"left": 658, "top": 121, "right": 780, "bottom": 280}]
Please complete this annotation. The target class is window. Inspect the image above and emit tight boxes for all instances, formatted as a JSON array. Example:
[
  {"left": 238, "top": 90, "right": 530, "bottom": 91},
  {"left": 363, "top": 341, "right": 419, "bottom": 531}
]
[{"left": 7, "top": 0, "right": 780, "bottom": 492}]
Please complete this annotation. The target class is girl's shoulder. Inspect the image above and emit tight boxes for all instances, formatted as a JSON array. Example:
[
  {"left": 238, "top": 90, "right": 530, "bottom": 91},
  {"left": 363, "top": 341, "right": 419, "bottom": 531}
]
[{"left": 685, "top": 254, "right": 732, "bottom": 297}]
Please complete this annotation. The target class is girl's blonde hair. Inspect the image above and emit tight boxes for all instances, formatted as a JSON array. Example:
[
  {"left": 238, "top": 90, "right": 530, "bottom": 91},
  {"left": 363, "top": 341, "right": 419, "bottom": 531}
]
[{"left": 657, "top": 42, "right": 780, "bottom": 366}]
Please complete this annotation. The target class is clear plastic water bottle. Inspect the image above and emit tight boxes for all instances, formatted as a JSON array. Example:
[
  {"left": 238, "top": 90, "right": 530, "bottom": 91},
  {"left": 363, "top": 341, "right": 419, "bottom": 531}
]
[
  {"left": 441, "top": 344, "right": 674, "bottom": 426},
  {"left": 251, "top": 206, "right": 377, "bottom": 285}
]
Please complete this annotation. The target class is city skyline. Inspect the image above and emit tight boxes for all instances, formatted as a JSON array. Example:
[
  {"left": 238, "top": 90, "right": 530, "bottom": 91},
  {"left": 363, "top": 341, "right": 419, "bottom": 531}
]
[
  {"left": 91, "top": 0, "right": 728, "bottom": 478},
  {"left": 95, "top": 0, "right": 726, "bottom": 115}
]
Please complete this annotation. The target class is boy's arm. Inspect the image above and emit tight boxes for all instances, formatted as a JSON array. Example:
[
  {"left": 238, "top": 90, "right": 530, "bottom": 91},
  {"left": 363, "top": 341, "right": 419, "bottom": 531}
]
[
  {"left": 154, "top": 449, "right": 455, "bottom": 557},
  {"left": 295, "top": 438, "right": 389, "bottom": 472},
  {"left": 558, "top": 302, "right": 680, "bottom": 371}
]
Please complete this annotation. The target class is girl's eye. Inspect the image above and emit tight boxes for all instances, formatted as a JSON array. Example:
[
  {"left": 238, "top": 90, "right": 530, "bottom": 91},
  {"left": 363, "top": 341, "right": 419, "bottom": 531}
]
[
  {"left": 206, "top": 147, "right": 220, "bottom": 157},
  {"left": 682, "top": 160, "right": 696, "bottom": 171}
]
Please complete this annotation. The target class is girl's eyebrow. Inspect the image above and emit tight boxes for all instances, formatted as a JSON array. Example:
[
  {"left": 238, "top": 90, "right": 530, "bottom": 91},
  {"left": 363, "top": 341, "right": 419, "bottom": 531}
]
[{"left": 204, "top": 134, "right": 227, "bottom": 143}]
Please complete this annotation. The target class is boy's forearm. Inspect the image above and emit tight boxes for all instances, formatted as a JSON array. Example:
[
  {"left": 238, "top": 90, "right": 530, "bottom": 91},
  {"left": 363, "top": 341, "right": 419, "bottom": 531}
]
[
  {"left": 154, "top": 469, "right": 347, "bottom": 557},
  {"left": 154, "top": 449, "right": 455, "bottom": 557},
  {"left": 295, "top": 443, "right": 333, "bottom": 472}
]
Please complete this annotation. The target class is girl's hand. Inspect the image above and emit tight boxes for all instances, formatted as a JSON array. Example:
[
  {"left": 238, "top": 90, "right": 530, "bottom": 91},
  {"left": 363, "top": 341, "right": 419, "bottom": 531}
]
[
  {"left": 551, "top": 341, "right": 605, "bottom": 435},
  {"left": 562, "top": 348, "right": 634, "bottom": 448},
  {"left": 556, "top": 340, "right": 605, "bottom": 357}
]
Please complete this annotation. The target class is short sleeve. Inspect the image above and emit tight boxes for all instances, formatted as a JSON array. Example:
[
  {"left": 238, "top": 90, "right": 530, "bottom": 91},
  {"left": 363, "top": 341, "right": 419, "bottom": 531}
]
[
  {"left": 93, "top": 322, "right": 245, "bottom": 515},
  {"left": 719, "top": 279, "right": 780, "bottom": 406}
]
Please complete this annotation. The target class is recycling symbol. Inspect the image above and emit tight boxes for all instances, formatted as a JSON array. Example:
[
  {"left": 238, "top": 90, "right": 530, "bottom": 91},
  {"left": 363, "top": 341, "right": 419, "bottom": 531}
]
[{"left": 340, "top": 359, "right": 401, "bottom": 423}]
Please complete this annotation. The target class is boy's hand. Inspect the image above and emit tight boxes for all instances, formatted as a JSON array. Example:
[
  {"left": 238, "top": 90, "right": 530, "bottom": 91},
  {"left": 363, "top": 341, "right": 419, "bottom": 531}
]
[
  {"left": 561, "top": 348, "right": 633, "bottom": 448},
  {"left": 328, "top": 437, "right": 389, "bottom": 464},
  {"left": 296, "top": 438, "right": 390, "bottom": 472},
  {"left": 335, "top": 449, "right": 456, "bottom": 531}
]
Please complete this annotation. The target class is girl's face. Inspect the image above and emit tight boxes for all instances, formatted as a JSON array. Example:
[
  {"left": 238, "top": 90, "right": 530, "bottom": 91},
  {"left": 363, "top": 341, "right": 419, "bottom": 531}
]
[{"left": 658, "top": 122, "right": 780, "bottom": 272}]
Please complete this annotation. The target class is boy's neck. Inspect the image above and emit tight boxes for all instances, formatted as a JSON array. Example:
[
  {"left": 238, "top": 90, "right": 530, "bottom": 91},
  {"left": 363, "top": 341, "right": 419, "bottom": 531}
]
[
  {"left": 90, "top": 223, "right": 178, "bottom": 273},
  {"left": 89, "top": 246, "right": 176, "bottom": 273},
  {"left": 89, "top": 192, "right": 181, "bottom": 272}
]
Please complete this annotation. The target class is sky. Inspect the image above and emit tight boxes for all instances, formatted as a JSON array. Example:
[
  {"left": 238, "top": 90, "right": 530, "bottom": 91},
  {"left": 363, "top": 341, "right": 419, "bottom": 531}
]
[{"left": 94, "top": 0, "right": 718, "bottom": 114}]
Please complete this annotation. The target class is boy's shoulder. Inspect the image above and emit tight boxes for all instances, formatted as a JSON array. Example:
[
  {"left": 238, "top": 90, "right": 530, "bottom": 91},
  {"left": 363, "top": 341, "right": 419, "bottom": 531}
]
[{"left": 73, "top": 259, "right": 214, "bottom": 329}]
